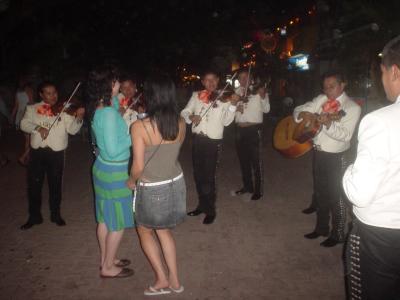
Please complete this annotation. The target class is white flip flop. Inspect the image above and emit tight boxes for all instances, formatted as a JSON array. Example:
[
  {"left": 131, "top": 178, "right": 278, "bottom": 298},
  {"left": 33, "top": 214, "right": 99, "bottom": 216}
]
[
  {"left": 170, "top": 285, "right": 184, "bottom": 293},
  {"left": 144, "top": 286, "right": 171, "bottom": 296}
]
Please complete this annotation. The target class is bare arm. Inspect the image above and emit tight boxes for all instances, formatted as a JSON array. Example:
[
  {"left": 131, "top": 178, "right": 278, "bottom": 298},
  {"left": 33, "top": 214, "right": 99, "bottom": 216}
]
[
  {"left": 179, "top": 117, "right": 186, "bottom": 143},
  {"left": 127, "top": 122, "right": 146, "bottom": 189}
]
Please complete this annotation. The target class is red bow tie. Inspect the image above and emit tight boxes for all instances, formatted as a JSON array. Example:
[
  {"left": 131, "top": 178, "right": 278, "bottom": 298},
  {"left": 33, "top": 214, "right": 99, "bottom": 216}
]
[
  {"left": 119, "top": 97, "right": 131, "bottom": 108},
  {"left": 37, "top": 103, "right": 54, "bottom": 117},
  {"left": 198, "top": 90, "right": 211, "bottom": 104},
  {"left": 322, "top": 99, "right": 340, "bottom": 113}
]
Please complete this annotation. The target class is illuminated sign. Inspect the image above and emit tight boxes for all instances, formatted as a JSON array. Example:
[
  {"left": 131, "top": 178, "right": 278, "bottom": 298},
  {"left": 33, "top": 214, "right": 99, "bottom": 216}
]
[{"left": 288, "top": 54, "right": 310, "bottom": 71}]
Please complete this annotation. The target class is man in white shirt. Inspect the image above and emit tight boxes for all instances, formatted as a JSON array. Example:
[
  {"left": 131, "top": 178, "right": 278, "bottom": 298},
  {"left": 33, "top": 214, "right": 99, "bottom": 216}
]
[
  {"left": 342, "top": 35, "right": 400, "bottom": 299},
  {"left": 119, "top": 75, "right": 146, "bottom": 126},
  {"left": 20, "top": 82, "right": 84, "bottom": 230},
  {"left": 234, "top": 68, "right": 270, "bottom": 200},
  {"left": 181, "top": 70, "right": 239, "bottom": 224},
  {"left": 293, "top": 71, "right": 361, "bottom": 247}
]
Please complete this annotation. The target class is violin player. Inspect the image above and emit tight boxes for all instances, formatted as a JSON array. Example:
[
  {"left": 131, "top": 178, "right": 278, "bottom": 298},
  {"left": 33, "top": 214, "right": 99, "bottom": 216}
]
[
  {"left": 112, "top": 74, "right": 146, "bottom": 128},
  {"left": 293, "top": 70, "right": 360, "bottom": 247},
  {"left": 233, "top": 67, "right": 270, "bottom": 201},
  {"left": 20, "top": 81, "right": 85, "bottom": 230},
  {"left": 181, "top": 70, "right": 239, "bottom": 224}
]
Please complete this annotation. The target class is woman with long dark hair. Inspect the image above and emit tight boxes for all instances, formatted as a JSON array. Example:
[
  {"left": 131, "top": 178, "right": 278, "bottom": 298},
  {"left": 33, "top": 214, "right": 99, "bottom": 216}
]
[
  {"left": 88, "top": 66, "right": 134, "bottom": 278},
  {"left": 126, "top": 74, "right": 186, "bottom": 296}
]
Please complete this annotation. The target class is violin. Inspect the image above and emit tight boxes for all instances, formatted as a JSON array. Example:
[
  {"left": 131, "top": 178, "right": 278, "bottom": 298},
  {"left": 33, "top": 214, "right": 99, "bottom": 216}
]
[
  {"left": 129, "top": 93, "right": 146, "bottom": 113},
  {"left": 240, "top": 83, "right": 267, "bottom": 103},
  {"left": 208, "top": 88, "right": 236, "bottom": 103},
  {"left": 193, "top": 72, "right": 239, "bottom": 127},
  {"left": 44, "top": 82, "right": 82, "bottom": 140},
  {"left": 119, "top": 93, "right": 146, "bottom": 117},
  {"left": 51, "top": 96, "right": 84, "bottom": 116}
]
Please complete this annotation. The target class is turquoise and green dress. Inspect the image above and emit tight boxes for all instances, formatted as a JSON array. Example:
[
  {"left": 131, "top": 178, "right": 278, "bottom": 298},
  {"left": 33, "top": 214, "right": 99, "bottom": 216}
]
[{"left": 91, "top": 106, "right": 134, "bottom": 231}]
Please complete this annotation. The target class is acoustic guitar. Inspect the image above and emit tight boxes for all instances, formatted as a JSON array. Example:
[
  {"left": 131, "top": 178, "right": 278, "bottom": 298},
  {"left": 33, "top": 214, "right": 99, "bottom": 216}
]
[{"left": 273, "top": 110, "right": 346, "bottom": 158}]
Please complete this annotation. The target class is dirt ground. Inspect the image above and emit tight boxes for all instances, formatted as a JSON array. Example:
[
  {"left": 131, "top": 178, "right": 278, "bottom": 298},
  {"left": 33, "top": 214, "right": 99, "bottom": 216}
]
[{"left": 0, "top": 122, "right": 346, "bottom": 300}]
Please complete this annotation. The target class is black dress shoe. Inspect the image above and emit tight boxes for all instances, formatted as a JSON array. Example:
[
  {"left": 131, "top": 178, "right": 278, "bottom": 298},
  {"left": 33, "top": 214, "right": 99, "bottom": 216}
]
[
  {"left": 51, "top": 216, "right": 66, "bottom": 226},
  {"left": 187, "top": 209, "right": 202, "bottom": 216},
  {"left": 203, "top": 215, "right": 216, "bottom": 225},
  {"left": 251, "top": 193, "right": 262, "bottom": 200},
  {"left": 302, "top": 206, "right": 316, "bottom": 214},
  {"left": 320, "top": 237, "right": 344, "bottom": 247},
  {"left": 304, "top": 231, "right": 328, "bottom": 239},
  {"left": 20, "top": 219, "right": 43, "bottom": 230},
  {"left": 235, "top": 188, "right": 253, "bottom": 196}
]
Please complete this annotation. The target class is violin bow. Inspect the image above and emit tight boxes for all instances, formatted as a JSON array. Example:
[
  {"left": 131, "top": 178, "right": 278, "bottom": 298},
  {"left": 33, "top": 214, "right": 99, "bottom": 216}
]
[
  {"left": 196, "top": 72, "right": 238, "bottom": 124},
  {"left": 126, "top": 93, "right": 143, "bottom": 111},
  {"left": 45, "top": 82, "right": 81, "bottom": 139},
  {"left": 243, "top": 64, "right": 251, "bottom": 98}
]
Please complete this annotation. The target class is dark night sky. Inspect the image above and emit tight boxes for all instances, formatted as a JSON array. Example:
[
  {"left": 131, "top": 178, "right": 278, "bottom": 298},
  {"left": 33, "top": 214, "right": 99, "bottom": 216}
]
[{"left": 0, "top": 0, "right": 315, "bottom": 76}]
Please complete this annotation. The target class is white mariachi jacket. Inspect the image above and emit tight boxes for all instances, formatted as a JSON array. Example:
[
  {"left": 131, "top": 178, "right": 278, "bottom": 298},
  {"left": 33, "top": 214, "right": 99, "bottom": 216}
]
[
  {"left": 181, "top": 91, "right": 237, "bottom": 140},
  {"left": 234, "top": 86, "right": 270, "bottom": 124},
  {"left": 20, "top": 101, "right": 83, "bottom": 151}
]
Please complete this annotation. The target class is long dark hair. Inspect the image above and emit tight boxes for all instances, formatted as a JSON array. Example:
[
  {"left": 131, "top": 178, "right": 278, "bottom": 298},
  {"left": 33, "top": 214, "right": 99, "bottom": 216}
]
[
  {"left": 86, "top": 65, "right": 119, "bottom": 119},
  {"left": 144, "top": 74, "right": 179, "bottom": 141}
]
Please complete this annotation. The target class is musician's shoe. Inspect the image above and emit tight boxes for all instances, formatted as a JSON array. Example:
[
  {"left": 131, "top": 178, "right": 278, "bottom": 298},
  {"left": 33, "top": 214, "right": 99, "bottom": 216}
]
[
  {"left": 51, "top": 215, "right": 66, "bottom": 226},
  {"left": 187, "top": 209, "right": 202, "bottom": 217},
  {"left": 235, "top": 188, "right": 253, "bottom": 196},
  {"left": 20, "top": 218, "right": 43, "bottom": 230},
  {"left": 203, "top": 214, "right": 216, "bottom": 225},
  {"left": 320, "top": 237, "right": 344, "bottom": 248},
  {"left": 304, "top": 231, "right": 328, "bottom": 239},
  {"left": 251, "top": 193, "right": 262, "bottom": 200},
  {"left": 302, "top": 206, "right": 316, "bottom": 214}
]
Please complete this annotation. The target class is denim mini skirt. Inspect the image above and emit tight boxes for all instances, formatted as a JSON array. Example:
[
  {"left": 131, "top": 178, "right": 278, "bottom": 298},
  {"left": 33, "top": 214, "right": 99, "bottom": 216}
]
[{"left": 135, "top": 174, "right": 186, "bottom": 229}]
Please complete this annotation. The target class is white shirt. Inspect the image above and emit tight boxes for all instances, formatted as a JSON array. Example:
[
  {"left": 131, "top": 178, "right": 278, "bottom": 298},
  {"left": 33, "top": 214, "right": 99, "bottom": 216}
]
[
  {"left": 20, "top": 101, "right": 83, "bottom": 151},
  {"left": 181, "top": 91, "right": 237, "bottom": 139},
  {"left": 112, "top": 94, "right": 139, "bottom": 131},
  {"left": 234, "top": 86, "right": 270, "bottom": 123},
  {"left": 293, "top": 92, "right": 361, "bottom": 153},
  {"left": 122, "top": 108, "right": 138, "bottom": 132},
  {"left": 343, "top": 95, "right": 400, "bottom": 229}
]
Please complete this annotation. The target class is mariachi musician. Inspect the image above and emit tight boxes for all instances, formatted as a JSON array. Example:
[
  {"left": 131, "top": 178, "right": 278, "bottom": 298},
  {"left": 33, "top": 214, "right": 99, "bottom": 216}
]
[
  {"left": 181, "top": 70, "right": 239, "bottom": 225},
  {"left": 20, "top": 81, "right": 84, "bottom": 230},
  {"left": 293, "top": 70, "right": 361, "bottom": 247},
  {"left": 234, "top": 68, "right": 270, "bottom": 200},
  {"left": 113, "top": 75, "right": 146, "bottom": 128}
]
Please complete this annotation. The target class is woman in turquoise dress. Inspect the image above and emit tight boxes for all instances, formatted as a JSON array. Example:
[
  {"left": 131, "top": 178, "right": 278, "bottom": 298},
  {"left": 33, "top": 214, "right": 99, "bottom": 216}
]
[{"left": 88, "top": 67, "right": 134, "bottom": 278}]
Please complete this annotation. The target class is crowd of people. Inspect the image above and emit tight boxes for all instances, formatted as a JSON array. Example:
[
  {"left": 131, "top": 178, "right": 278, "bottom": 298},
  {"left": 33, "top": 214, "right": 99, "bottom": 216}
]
[{"left": 1, "top": 35, "right": 400, "bottom": 298}]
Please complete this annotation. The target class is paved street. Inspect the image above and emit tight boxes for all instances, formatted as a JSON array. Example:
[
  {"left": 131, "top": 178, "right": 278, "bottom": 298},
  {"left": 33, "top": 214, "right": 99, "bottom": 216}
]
[{"left": 0, "top": 122, "right": 346, "bottom": 300}]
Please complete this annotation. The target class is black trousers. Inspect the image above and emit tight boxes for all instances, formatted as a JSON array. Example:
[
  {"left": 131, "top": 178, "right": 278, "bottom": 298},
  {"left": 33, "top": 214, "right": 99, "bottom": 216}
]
[
  {"left": 313, "top": 150, "right": 347, "bottom": 240},
  {"left": 346, "top": 220, "right": 400, "bottom": 300},
  {"left": 27, "top": 148, "right": 65, "bottom": 221},
  {"left": 192, "top": 134, "right": 221, "bottom": 215},
  {"left": 235, "top": 125, "right": 263, "bottom": 194}
]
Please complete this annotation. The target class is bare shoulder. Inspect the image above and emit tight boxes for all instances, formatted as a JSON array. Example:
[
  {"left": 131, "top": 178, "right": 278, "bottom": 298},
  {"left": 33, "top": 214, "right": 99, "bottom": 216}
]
[{"left": 131, "top": 119, "right": 145, "bottom": 136}]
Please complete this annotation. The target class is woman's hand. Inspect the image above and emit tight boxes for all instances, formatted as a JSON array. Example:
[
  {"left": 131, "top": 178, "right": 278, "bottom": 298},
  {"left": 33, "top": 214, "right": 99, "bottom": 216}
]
[
  {"left": 111, "top": 80, "right": 121, "bottom": 98},
  {"left": 126, "top": 177, "right": 136, "bottom": 190}
]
